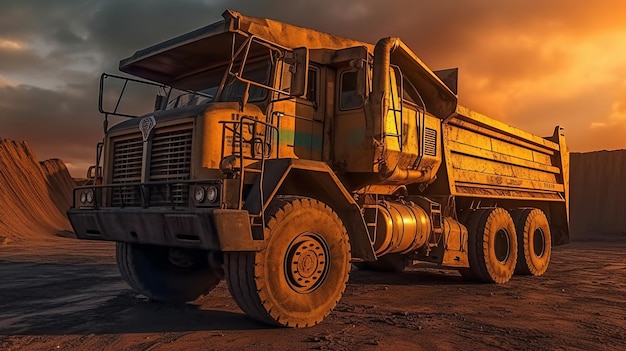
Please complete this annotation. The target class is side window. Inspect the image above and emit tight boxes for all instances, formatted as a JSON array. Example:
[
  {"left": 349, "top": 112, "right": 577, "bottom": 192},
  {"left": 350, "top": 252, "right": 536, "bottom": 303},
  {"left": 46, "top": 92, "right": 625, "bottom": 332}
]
[
  {"left": 339, "top": 70, "right": 363, "bottom": 110},
  {"left": 392, "top": 65, "right": 424, "bottom": 109}
]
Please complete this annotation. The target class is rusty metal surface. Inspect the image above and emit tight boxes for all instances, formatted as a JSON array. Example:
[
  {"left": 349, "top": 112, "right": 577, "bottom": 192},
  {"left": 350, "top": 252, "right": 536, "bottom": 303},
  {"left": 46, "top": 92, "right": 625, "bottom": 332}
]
[
  {"left": 442, "top": 106, "right": 568, "bottom": 203},
  {"left": 441, "top": 217, "right": 469, "bottom": 267}
]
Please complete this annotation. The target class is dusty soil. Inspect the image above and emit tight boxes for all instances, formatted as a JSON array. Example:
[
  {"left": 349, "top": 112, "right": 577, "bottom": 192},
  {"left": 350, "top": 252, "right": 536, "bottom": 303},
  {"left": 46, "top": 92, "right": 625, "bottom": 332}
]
[{"left": 1, "top": 235, "right": 625, "bottom": 351}]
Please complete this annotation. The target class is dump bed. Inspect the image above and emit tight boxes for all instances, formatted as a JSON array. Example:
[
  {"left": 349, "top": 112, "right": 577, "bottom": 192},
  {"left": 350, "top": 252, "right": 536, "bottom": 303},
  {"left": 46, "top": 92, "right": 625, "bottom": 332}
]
[{"left": 441, "top": 105, "right": 569, "bottom": 204}]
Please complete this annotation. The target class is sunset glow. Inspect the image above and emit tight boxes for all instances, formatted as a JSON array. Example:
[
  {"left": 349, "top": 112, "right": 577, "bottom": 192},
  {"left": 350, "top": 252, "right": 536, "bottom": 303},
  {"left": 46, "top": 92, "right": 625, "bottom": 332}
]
[{"left": 0, "top": 38, "right": 25, "bottom": 50}]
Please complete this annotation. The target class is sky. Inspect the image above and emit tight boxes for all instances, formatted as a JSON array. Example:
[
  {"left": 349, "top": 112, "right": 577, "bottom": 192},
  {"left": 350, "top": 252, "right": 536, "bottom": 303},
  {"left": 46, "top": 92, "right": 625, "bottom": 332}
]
[{"left": 1, "top": 0, "right": 626, "bottom": 177}]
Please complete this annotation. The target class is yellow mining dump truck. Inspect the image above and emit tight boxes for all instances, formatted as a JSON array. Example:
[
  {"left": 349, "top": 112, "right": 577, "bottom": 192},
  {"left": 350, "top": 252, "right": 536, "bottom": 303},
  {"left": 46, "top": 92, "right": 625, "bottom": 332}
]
[{"left": 68, "top": 10, "right": 569, "bottom": 327}]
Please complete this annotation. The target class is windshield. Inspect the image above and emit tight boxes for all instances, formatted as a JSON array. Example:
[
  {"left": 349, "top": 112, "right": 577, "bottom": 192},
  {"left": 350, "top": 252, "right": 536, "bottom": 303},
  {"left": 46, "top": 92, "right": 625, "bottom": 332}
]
[
  {"left": 163, "top": 37, "right": 281, "bottom": 110},
  {"left": 166, "top": 86, "right": 218, "bottom": 109},
  {"left": 219, "top": 59, "right": 272, "bottom": 103},
  {"left": 164, "top": 58, "right": 273, "bottom": 110}
]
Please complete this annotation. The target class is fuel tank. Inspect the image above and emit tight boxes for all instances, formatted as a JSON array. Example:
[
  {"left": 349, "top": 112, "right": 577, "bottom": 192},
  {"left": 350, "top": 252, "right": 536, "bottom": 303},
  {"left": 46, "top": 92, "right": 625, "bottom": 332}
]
[{"left": 371, "top": 201, "right": 432, "bottom": 255}]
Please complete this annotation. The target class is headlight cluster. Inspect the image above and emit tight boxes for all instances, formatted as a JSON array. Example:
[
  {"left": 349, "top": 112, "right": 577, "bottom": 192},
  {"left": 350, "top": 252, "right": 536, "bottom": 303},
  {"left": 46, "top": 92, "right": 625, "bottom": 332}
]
[
  {"left": 79, "top": 189, "right": 95, "bottom": 205},
  {"left": 194, "top": 185, "right": 219, "bottom": 205}
]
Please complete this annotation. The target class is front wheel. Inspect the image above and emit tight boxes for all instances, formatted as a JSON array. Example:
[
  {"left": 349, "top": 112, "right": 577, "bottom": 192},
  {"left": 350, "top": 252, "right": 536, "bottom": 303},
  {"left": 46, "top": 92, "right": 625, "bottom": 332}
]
[
  {"left": 116, "top": 243, "right": 221, "bottom": 303},
  {"left": 225, "top": 197, "right": 351, "bottom": 327}
]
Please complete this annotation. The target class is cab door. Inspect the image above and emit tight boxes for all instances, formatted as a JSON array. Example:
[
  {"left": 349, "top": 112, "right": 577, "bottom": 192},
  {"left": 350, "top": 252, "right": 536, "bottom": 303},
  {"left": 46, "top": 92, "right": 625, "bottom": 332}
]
[
  {"left": 292, "top": 65, "right": 324, "bottom": 160},
  {"left": 332, "top": 66, "right": 371, "bottom": 172}
]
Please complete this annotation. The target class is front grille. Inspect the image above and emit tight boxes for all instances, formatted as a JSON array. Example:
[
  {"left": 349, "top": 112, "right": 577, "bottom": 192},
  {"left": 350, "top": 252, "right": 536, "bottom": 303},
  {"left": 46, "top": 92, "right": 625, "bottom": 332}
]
[
  {"left": 148, "top": 127, "right": 192, "bottom": 206},
  {"left": 111, "top": 135, "right": 143, "bottom": 206},
  {"left": 110, "top": 123, "right": 193, "bottom": 207},
  {"left": 112, "top": 136, "right": 143, "bottom": 182},
  {"left": 424, "top": 128, "right": 437, "bottom": 156},
  {"left": 150, "top": 129, "right": 193, "bottom": 180}
]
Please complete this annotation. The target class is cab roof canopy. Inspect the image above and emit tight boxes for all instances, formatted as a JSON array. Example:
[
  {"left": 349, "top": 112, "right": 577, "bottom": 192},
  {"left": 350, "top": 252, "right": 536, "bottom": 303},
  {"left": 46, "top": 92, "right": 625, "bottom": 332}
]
[
  {"left": 119, "top": 9, "right": 456, "bottom": 118},
  {"left": 119, "top": 9, "right": 372, "bottom": 84}
]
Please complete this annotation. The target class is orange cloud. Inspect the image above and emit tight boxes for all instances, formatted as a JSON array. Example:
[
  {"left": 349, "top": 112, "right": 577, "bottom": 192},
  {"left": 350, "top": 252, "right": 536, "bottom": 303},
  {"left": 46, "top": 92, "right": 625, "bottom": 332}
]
[
  {"left": 0, "top": 38, "right": 26, "bottom": 50},
  {"left": 0, "top": 74, "right": 11, "bottom": 87}
]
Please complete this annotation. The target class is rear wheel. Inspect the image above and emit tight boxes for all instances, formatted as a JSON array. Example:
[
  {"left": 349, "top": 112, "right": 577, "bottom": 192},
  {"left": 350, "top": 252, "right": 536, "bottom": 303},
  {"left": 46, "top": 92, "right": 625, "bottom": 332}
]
[
  {"left": 116, "top": 243, "right": 221, "bottom": 303},
  {"left": 465, "top": 208, "right": 518, "bottom": 284},
  {"left": 224, "top": 197, "right": 351, "bottom": 327},
  {"left": 511, "top": 208, "right": 551, "bottom": 276}
]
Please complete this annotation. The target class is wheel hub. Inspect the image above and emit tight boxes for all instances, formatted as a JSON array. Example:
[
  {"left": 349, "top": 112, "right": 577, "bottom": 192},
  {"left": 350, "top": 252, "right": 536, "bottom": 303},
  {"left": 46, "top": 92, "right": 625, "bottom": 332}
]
[
  {"left": 285, "top": 232, "right": 330, "bottom": 293},
  {"left": 533, "top": 228, "right": 546, "bottom": 257},
  {"left": 494, "top": 229, "right": 511, "bottom": 263},
  {"left": 168, "top": 248, "right": 196, "bottom": 268}
]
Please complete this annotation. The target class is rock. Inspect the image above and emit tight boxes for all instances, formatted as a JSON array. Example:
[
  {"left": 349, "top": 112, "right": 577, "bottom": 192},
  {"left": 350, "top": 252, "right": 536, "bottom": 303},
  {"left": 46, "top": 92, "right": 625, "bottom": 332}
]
[{"left": 0, "top": 139, "right": 75, "bottom": 242}]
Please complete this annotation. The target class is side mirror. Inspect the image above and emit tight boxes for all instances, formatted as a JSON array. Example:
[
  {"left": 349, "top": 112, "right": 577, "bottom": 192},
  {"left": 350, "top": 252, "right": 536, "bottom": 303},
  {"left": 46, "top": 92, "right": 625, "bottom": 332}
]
[
  {"left": 349, "top": 59, "right": 367, "bottom": 97},
  {"left": 356, "top": 68, "right": 366, "bottom": 97},
  {"left": 87, "top": 165, "right": 96, "bottom": 179},
  {"left": 287, "top": 47, "right": 309, "bottom": 97}
]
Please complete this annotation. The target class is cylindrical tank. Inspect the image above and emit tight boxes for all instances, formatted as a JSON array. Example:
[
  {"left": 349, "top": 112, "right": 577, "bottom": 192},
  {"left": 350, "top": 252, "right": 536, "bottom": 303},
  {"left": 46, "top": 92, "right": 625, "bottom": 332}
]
[{"left": 372, "top": 201, "right": 432, "bottom": 255}]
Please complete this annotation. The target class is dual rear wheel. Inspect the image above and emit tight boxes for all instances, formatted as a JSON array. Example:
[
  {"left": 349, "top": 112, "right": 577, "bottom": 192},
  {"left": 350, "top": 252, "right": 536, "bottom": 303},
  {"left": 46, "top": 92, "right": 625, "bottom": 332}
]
[
  {"left": 511, "top": 208, "right": 552, "bottom": 276},
  {"left": 461, "top": 207, "right": 551, "bottom": 283}
]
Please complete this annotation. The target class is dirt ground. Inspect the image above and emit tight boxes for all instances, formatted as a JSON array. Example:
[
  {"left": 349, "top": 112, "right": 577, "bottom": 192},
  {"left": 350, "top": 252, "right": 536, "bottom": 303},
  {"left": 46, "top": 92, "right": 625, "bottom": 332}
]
[{"left": 1, "top": 235, "right": 625, "bottom": 351}]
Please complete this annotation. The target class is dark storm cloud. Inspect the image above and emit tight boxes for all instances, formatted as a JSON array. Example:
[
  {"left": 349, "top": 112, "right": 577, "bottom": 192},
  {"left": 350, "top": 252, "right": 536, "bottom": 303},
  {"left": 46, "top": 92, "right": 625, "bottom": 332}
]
[
  {"left": 0, "top": 45, "right": 47, "bottom": 71},
  {"left": 86, "top": 0, "right": 224, "bottom": 69},
  {"left": 0, "top": 83, "right": 100, "bottom": 170}
]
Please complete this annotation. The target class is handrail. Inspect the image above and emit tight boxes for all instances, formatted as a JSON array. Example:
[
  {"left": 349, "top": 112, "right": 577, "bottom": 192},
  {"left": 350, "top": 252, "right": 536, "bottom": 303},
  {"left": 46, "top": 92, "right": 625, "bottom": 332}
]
[
  {"left": 98, "top": 73, "right": 213, "bottom": 119},
  {"left": 224, "top": 116, "right": 279, "bottom": 216}
]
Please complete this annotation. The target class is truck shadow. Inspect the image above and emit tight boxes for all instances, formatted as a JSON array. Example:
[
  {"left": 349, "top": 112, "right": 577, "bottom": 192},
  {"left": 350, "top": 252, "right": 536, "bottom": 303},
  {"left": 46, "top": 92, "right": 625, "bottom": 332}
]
[
  {"left": 348, "top": 267, "right": 466, "bottom": 286},
  {"left": 0, "top": 258, "right": 269, "bottom": 336},
  {"left": 0, "top": 259, "right": 469, "bottom": 337},
  {"left": 1, "top": 290, "right": 269, "bottom": 336}
]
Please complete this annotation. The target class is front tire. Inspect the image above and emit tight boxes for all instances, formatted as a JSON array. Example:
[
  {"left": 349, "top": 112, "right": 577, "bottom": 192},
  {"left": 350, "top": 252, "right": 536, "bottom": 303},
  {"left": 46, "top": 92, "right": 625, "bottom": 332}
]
[
  {"left": 511, "top": 208, "right": 552, "bottom": 276},
  {"left": 465, "top": 208, "right": 518, "bottom": 284},
  {"left": 116, "top": 243, "right": 221, "bottom": 303},
  {"left": 224, "top": 197, "right": 351, "bottom": 327}
]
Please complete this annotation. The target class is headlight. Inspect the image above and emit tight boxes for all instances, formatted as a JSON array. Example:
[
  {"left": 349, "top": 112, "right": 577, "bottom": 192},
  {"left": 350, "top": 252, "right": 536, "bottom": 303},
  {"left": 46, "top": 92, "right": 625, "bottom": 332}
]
[
  {"left": 194, "top": 187, "right": 206, "bottom": 202},
  {"left": 86, "top": 190, "right": 94, "bottom": 204},
  {"left": 79, "top": 189, "right": 95, "bottom": 205},
  {"left": 206, "top": 186, "right": 218, "bottom": 203}
]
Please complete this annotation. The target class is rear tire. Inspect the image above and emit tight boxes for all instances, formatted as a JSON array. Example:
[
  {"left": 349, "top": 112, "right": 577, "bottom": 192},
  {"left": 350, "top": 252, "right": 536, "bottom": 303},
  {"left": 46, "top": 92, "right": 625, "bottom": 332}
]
[
  {"left": 511, "top": 208, "right": 551, "bottom": 276},
  {"left": 465, "top": 208, "right": 518, "bottom": 284},
  {"left": 224, "top": 197, "right": 351, "bottom": 327},
  {"left": 116, "top": 243, "right": 221, "bottom": 303}
]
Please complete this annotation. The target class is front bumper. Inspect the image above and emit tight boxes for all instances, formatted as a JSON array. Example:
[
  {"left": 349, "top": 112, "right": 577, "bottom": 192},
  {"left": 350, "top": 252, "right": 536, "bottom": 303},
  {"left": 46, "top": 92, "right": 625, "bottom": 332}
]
[{"left": 67, "top": 207, "right": 262, "bottom": 251}]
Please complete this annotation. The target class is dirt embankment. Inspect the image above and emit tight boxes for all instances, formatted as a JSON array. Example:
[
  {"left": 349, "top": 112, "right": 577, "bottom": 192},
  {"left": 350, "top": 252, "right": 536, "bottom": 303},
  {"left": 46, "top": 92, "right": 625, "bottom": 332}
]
[
  {"left": 0, "top": 139, "right": 75, "bottom": 245},
  {"left": 570, "top": 150, "right": 626, "bottom": 241}
]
